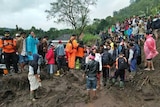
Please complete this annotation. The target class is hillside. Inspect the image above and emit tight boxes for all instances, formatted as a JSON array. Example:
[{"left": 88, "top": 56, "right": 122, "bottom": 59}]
[
  {"left": 1, "top": 0, "right": 160, "bottom": 107},
  {"left": 0, "top": 38, "right": 160, "bottom": 107},
  {"left": 114, "top": 0, "right": 160, "bottom": 18}
]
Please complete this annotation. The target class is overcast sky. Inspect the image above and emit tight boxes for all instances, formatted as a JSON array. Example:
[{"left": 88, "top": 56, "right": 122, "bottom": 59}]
[{"left": 0, "top": 0, "right": 130, "bottom": 31}]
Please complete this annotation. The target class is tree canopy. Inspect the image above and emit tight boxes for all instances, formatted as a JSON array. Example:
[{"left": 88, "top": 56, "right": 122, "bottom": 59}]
[
  {"left": 45, "top": 0, "right": 97, "bottom": 37},
  {"left": 85, "top": 0, "right": 160, "bottom": 35},
  {"left": 1, "top": 0, "right": 160, "bottom": 40}
]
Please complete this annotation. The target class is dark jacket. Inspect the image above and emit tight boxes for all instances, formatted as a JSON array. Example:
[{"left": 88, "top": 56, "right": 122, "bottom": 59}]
[
  {"left": 147, "top": 20, "right": 152, "bottom": 30},
  {"left": 85, "top": 60, "right": 99, "bottom": 77},
  {"left": 102, "top": 49, "right": 112, "bottom": 66},
  {"left": 29, "top": 54, "right": 39, "bottom": 74}
]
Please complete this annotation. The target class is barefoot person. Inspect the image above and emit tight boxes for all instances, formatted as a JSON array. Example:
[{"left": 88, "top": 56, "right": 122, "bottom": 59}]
[{"left": 144, "top": 31, "right": 159, "bottom": 71}]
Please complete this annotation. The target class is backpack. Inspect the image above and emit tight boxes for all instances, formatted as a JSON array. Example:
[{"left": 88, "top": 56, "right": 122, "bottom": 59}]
[
  {"left": 102, "top": 51, "right": 112, "bottom": 66},
  {"left": 153, "top": 19, "right": 160, "bottom": 29},
  {"left": 118, "top": 57, "right": 128, "bottom": 70}
]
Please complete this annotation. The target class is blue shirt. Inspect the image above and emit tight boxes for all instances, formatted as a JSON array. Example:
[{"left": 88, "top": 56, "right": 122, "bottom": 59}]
[
  {"left": 55, "top": 44, "right": 65, "bottom": 56},
  {"left": 26, "top": 35, "right": 39, "bottom": 60}
]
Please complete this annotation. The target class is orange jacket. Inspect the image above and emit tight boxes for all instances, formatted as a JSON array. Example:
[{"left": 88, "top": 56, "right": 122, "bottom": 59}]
[
  {"left": 65, "top": 39, "right": 79, "bottom": 53},
  {"left": 0, "top": 37, "right": 16, "bottom": 53},
  {"left": 76, "top": 46, "right": 84, "bottom": 58}
]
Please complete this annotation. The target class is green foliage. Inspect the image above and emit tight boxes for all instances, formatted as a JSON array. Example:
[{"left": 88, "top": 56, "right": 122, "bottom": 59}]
[
  {"left": 114, "top": 0, "right": 160, "bottom": 18},
  {"left": 0, "top": 26, "right": 73, "bottom": 40},
  {"left": 1, "top": 0, "right": 160, "bottom": 40},
  {"left": 82, "top": 33, "right": 100, "bottom": 45},
  {"left": 83, "top": 0, "right": 160, "bottom": 35}
]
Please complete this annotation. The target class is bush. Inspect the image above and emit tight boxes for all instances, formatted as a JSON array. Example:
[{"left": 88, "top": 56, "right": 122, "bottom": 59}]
[{"left": 82, "top": 34, "right": 100, "bottom": 46}]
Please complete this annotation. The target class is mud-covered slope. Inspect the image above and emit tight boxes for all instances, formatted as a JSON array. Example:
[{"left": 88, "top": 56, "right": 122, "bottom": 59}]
[{"left": 0, "top": 40, "right": 160, "bottom": 107}]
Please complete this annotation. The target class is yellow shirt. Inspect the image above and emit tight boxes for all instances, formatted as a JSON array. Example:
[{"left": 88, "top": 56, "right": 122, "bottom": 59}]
[{"left": 110, "top": 42, "right": 114, "bottom": 50}]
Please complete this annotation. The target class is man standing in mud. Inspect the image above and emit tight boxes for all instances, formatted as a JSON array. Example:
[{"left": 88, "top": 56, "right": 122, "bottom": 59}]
[
  {"left": 0, "top": 30, "right": 19, "bottom": 75},
  {"left": 16, "top": 32, "right": 28, "bottom": 73},
  {"left": 65, "top": 34, "right": 79, "bottom": 71},
  {"left": 55, "top": 40, "right": 66, "bottom": 74},
  {"left": 84, "top": 53, "right": 99, "bottom": 101}
]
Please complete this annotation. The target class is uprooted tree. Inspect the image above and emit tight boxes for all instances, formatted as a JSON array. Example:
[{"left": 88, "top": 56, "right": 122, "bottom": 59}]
[{"left": 45, "top": 0, "right": 97, "bottom": 39}]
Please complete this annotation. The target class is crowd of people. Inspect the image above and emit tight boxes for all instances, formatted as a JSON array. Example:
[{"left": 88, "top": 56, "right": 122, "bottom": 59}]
[
  {"left": 83, "top": 14, "right": 160, "bottom": 101},
  {"left": 0, "top": 14, "right": 160, "bottom": 102}
]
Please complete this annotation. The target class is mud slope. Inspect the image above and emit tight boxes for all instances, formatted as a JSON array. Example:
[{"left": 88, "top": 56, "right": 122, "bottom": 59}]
[{"left": 0, "top": 41, "right": 160, "bottom": 107}]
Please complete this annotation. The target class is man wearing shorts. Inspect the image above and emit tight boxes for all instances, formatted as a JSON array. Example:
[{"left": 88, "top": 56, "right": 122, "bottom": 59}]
[
  {"left": 84, "top": 53, "right": 99, "bottom": 101},
  {"left": 16, "top": 32, "right": 28, "bottom": 72}
]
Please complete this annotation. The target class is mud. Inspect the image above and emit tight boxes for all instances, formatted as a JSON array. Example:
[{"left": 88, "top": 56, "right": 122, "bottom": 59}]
[{"left": 0, "top": 42, "right": 160, "bottom": 107}]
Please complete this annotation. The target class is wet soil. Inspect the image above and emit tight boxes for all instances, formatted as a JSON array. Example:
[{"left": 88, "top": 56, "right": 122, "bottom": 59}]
[{"left": 1, "top": 42, "right": 160, "bottom": 107}]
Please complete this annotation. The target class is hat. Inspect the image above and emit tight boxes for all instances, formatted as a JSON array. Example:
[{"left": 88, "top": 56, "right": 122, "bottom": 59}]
[
  {"left": 58, "top": 40, "right": 62, "bottom": 43},
  {"left": 16, "top": 33, "right": 20, "bottom": 37},
  {"left": 50, "top": 43, "right": 54, "bottom": 46}
]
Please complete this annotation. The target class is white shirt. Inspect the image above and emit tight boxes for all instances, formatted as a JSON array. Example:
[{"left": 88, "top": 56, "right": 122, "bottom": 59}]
[
  {"left": 28, "top": 65, "right": 34, "bottom": 75},
  {"left": 21, "top": 39, "right": 26, "bottom": 56},
  {"left": 128, "top": 49, "right": 134, "bottom": 63},
  {"left": 94, "top": 53, "right": 102, "bottom": 71},
  {"left": 132, "top": 26, "right": 139, "bottom": 35}
]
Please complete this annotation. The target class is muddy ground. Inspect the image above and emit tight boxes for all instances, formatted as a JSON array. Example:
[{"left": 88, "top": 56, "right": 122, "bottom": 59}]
[{"left": 1, "top": 44, "right": 160, "bottom": 107}]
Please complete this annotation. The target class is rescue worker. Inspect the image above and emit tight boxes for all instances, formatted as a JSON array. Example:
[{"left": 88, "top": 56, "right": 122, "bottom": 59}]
[
  {"left": 0, "top": 30, "right": 19, "bottom": 75},
  {"left": 76, "top": 41, "right": 85, "bottom": 70},
  {"left": 65, "top": 34, "right": 79, "bottom": 71}
]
